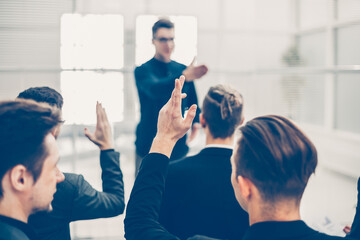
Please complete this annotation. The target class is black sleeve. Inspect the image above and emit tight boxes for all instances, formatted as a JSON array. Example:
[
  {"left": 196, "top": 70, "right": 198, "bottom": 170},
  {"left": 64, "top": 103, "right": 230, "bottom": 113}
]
[
  {"left": 134, "top": 65, "right": 183, "bottom": 100},
  {"left": 185, "top": 82, "right": 200, "bottom": 123},
  {"left": 124, "top": 153, "right": 179, "bottom": 240},
  {"left": 69, "top": 150, "right": 125, "bottom": 221},
  {"left": 349, "top": 178, "right": 360, "bottom": 239}
]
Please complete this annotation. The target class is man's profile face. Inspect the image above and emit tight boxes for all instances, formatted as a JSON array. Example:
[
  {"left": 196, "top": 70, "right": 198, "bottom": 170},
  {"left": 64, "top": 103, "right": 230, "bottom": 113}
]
[
  {"left": 30, "top": 133, "right": 64, "bottom": 213},
  {"left": 153, "top": 27, "right": 175, "bottom": 62}
]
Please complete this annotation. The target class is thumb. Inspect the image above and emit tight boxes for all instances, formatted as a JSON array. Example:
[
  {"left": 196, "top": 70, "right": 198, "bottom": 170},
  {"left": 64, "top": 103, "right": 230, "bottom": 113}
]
[
  {"left": 190, "top": 56, "right": 197, "bottom": 66},
  {"left": 84, "top": 128, "right": 95, "bottom": 142},
  {"left": 184, "top": 104, "right": 197, "bottom": 128}
]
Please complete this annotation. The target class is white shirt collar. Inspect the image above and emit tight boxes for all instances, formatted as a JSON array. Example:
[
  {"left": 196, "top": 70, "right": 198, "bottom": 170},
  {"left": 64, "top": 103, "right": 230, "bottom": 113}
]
[{"left": 204, "top": 144, "right": 233, "bottom": 150}]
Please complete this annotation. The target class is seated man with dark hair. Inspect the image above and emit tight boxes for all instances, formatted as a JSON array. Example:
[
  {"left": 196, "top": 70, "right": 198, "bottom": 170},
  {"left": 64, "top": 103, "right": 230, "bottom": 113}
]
[
  {"left": 124, "top": 76, "right": 356, "bottom": 240},
  {"left": 231, "top": 115, "right": 354, "bottom": 240},
  {"left": 0, "top": 99, "right": 65, "bottom": 240},
  {"left": 160, "top": 85, "right": 248, "bottom": 240},
  {"left": 18, "top": 87, "right": 125, "bottom": 240}
]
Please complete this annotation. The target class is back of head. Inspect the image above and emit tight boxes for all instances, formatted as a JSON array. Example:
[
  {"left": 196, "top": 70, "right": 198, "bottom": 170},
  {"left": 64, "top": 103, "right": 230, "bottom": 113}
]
[
  {"left": 202, "top": 85, "right": 243, "bottom": 139},
  {"left": 17, "top": 86, "right": 63, "bottom": 109},
  {"left": 152, "top": 18, "right": 174, "bottom": 38},
  {"left": 234, "top": 115, "right": 317, "bottom": 203},
  {"left": 0, "top": 99, "right": 61, "bottom": 198}
]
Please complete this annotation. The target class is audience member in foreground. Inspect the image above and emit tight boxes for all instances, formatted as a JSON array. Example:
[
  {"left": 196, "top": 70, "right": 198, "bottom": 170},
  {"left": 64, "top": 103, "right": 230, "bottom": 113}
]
[
  {"left": 124, "top": 76, "right": 356, "bottom": 240},
  {"left": 230, "top": 115, "right": 355, "bottom": 240},
  {"left": 18, "top": 87, "right": 125, "bottom": 240},
  {"left": 345, "top": 177, "right": 360, "bottom": 239},
  {"left": 160, "top": 85, "right": 248, "bottom": 239},
  {"left": 0, "top": 100, "right": 65, "bottom": 239}
]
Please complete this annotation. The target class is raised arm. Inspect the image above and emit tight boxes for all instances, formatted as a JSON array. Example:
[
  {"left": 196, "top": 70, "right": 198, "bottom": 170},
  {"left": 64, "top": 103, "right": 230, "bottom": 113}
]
[
  {"left": 124, "top": 76, "right": 196, "bottom": 240},
  {"left": 67, "top": 102, "right": 124, "bottom": 221}
]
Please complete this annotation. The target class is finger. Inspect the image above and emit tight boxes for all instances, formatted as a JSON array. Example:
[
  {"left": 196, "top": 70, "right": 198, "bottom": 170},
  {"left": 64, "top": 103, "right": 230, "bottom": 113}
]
[
  {"left": 201, "top": 65, "right": 209, "bottom": 73},
  {"left": 96, "top": 102, "right": 101, "bottom": 127},
  {"left": 172, "top": 79, "right": 181, "bottom": 109},
  {"left": 181, "top": 93, "right": 187, "bottom": 99},
  {"left": 99, "top": 104, "right": 106, "bottom": 123},
  {"left": 179, "top": 75, "right": 185, "bottom": 89},
  {"left": 190, "top": 56, "right": 196, "bottom": 66},
  {"left": 184, "top": 104, "right": 197, "bottom": 128},
  {"left": 102, "top": 107, "right": 110, "bottom": 124}
]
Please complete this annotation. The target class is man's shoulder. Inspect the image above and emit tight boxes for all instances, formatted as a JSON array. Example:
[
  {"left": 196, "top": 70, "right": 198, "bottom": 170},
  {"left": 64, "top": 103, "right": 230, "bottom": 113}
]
[
  {"left": 313, "top": 232, "right": 353, "bottom": 240},
  {"left": 170, "top": 60, "right": 186, "bottom": 69},
  {"left": 57, "top": 173, "right": 84, "bottom": 193},
  {"left": 0, "top": 220, "right": 30, "bottom": 240},
  {"left": 135, "top": 59, "right": 154, "bottom": 70},
  {"left": 167, "top": 153, "right": 203, "bottom": 178}
]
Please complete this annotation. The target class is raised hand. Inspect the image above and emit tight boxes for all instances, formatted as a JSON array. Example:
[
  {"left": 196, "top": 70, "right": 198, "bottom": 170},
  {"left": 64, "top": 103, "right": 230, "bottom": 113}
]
[
  {"left": 150, "top": 75, "right": 197, "bottom": 157},
  {"left": 84, "top": 102, "right": 114, "bottom": 150},
  {"left": 182, "top": 57, "right": 208, "bottom": 81}
]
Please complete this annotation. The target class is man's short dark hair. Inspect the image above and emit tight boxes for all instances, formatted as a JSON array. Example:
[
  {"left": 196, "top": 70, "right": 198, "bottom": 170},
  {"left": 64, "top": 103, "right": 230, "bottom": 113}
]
[
  {"left": 152, "top": 18, "right": 174, "bottom": 38},
  {"left": 0, "top": 100, "right": 61, "bottom": 198},
  {"left": 17, "top": 87, "right": 63, "bottom": 109},
  {"left": 234, "top": 115, "right": 317, "bottom": 202},
  {"left": 202, "top": 85, "right": 243, "bottom": 139}
]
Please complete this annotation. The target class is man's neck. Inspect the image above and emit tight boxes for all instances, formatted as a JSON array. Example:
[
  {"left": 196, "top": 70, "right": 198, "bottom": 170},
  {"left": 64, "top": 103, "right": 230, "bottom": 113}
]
[
  {"left": 0, "top": 197, "right": 29, "bottom": 223},
  {"left": 248, "top": 199, "right": 301, "bottom": 226},
  {"left": 154, "top": 54, "right": 171, "bottom": 63},
  {"left": 205, "top": 132, "right": 234, "bottom": 146}
]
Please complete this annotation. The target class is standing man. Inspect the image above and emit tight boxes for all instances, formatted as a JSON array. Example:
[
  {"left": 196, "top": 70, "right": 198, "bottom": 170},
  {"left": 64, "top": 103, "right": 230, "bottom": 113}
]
[
  {"left": 0, "top": 100, "right": 65, "bottom": 239},
  {"left": 134, "top": 18, "right": 208, "bottom": 174}
]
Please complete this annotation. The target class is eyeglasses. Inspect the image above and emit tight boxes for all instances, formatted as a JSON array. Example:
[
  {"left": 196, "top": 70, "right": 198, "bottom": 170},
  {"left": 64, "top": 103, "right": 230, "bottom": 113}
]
[{"left": 153, "top": 37, "right": 174, "bottom": 43}]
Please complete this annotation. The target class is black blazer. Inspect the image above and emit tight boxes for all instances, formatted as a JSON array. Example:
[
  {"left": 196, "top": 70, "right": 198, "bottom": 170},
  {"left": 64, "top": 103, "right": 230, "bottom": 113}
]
[
  {"left": 159, "top": 147, "right": 249, "bottom": 240},
  {"left": 243, "top": 220, "right": 355, "bottom": 240},
  {"left": 28, "top": 149, "right": 125, "bottom": 240},
  {"left": 0, "top": 215, "right": 37, "bottom": 240},
  {"left": 124, "top": 153, "right": 221, "bottom": 240},
  {"left": 349, "top": 178, "right": 360, "bottom": 239}
]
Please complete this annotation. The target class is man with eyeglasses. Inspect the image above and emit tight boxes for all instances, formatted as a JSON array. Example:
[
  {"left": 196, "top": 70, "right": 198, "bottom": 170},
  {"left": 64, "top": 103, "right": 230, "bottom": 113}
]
[{"left": 134, "top": 18, "right": 208, "bottom": 175}]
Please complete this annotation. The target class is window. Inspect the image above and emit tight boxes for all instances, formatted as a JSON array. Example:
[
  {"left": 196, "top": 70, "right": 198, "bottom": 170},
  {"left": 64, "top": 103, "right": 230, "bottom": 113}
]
[{"left": 60, "top": 14, "right": 124, "bottom": 124}]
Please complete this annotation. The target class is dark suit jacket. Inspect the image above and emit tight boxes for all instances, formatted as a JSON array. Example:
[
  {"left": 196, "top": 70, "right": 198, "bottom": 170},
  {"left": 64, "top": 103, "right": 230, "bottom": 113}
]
[
  {"left": 0, "top": 215, "right": 37, "bottom": 240},
  {"left": 159, "top": 147, "right": 249, "bottom": 240},
  {"left": 243, "top": 220, "right": 354, "bottom": 240},
  {"left": 349, "top": 178, "right": 360, "bottom": 239},
  {"left": 28, "top": 149, "right": 125, "bottom": 240},
  {"left": 124, "top": 153, "right": 220, "bottom": 240}
]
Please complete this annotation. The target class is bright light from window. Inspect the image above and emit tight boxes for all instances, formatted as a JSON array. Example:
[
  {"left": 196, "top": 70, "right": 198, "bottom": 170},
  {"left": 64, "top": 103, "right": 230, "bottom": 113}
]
[
  {"left": 136, "top": 15, "right": 197, "bottom": 66},
  {"left": 61, "top": 14, "right": 124, "bottom": 69},
  {"left": 60, "top": 71, "right": 124, "bottom": 125}
]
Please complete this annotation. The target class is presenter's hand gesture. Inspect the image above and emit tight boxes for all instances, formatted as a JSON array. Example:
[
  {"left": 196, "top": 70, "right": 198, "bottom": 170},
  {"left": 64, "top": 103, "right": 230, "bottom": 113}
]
[{"left": 182, "top": 57, "right": 208, "bottom": 81}]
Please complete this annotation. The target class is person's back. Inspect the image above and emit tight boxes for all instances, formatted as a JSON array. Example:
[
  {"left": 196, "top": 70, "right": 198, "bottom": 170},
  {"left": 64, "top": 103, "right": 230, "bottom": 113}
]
[
  {"left": 231, "top": 115, "right": 356, "bottom": 240},
  {"left": 160, "top": 85, "right": 248, "bottom": 239}
]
